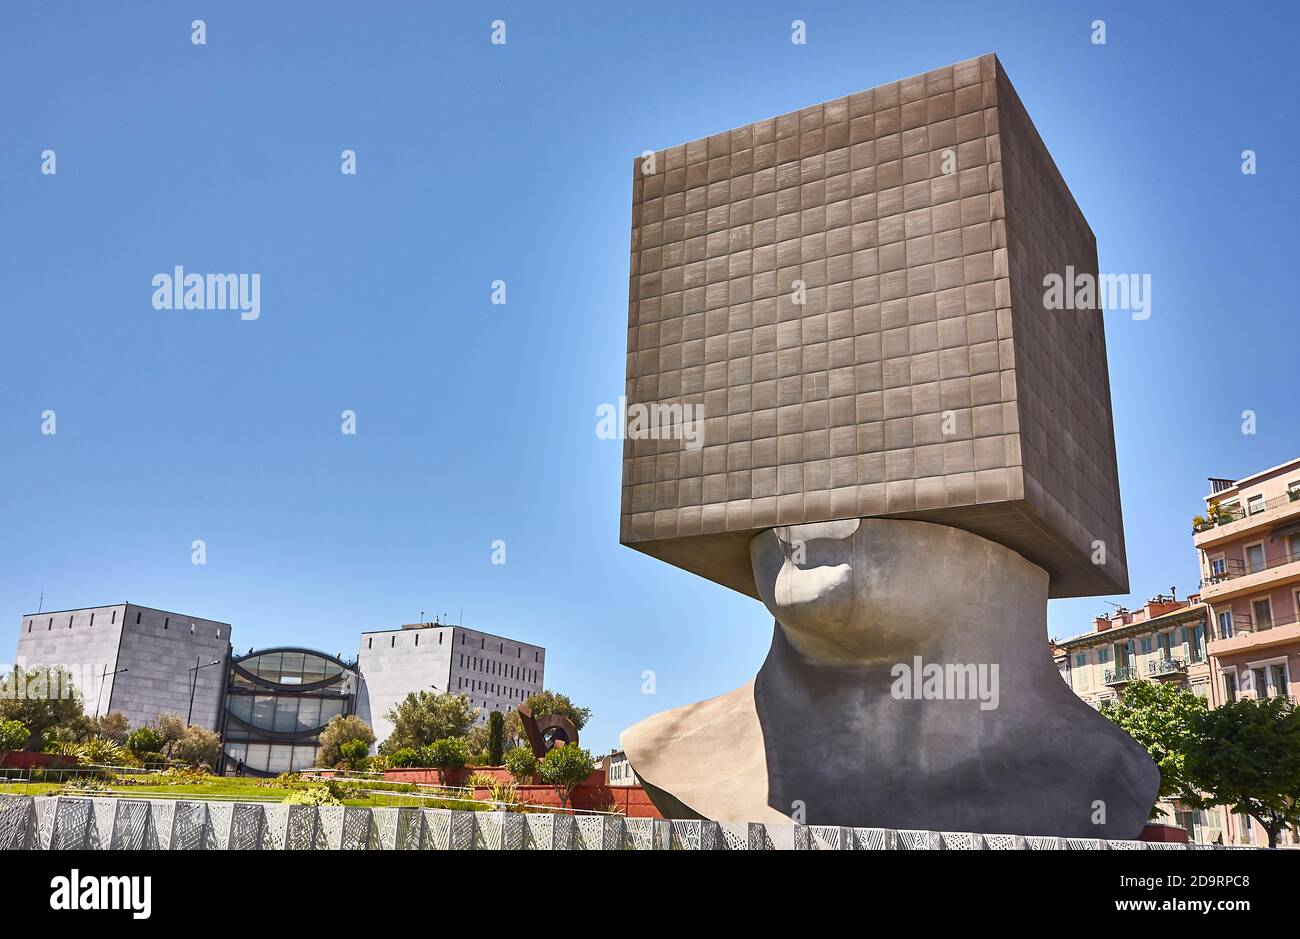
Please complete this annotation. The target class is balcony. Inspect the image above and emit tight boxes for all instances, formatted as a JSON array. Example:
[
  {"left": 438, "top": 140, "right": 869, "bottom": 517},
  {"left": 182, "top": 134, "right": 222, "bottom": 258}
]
[
  {"left": 1194, "top": 489, "right": 1300, "bottom": 549},
  {"left": 1200, "top": 549, "right": 1300, "bottom": 602},
  {"left": 1104, "top": 666, "right": 1140, "bottom": 686},
  {"left": 1147, "top": 656, "right": 1187, "bottom": 678},
  {"left": 1207, "top": 611, "right": 1300, "bottom": 658}
]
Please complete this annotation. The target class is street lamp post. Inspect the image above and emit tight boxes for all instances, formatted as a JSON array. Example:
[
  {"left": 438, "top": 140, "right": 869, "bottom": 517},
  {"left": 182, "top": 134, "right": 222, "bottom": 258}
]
[
  {"left": 187, "top": 657, "right": 224, "bottom": 726},
  {"left": 94, "top": 666, "right": 128, "bottom": 718}
]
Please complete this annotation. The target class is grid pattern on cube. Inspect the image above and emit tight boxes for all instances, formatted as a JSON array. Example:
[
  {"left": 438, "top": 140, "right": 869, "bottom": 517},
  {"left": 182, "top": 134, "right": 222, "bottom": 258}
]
[
  {"left": 995, "top": 67, "right": 1124, "bottom": 580},
  {"left": 621, "top": 53, "right": 1126, "bottom": 599},
  {"left": 625, "top": 55, "right": 1013, "bottom": 538}
]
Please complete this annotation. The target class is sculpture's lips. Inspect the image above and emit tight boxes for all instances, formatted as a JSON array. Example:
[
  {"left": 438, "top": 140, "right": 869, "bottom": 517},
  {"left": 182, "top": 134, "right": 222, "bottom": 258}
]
[{"left": 774, "top": 561, "right": 852, "bottom": 608}]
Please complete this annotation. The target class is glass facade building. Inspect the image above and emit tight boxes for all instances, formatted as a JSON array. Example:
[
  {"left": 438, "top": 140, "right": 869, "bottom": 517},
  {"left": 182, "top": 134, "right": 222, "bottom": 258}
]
[{"left": 220, "top": 647, "right": 359, "bottom": 776}]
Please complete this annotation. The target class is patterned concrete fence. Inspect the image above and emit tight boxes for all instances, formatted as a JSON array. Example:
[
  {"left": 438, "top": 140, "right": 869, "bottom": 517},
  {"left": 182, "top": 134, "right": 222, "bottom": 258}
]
[{"left": 0, "top": 794, "right": 1243, "bottom": 851}]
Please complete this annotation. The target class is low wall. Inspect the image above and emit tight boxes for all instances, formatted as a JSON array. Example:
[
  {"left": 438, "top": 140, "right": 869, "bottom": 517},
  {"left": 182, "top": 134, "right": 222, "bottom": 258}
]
[
  {"left": 1139, "top": 823, "right": 1189, "bottom": 844},
  {"left": 0, "top": 794, "right": 1236, "bottom": 851},
  {"left": 0, "top": 752, "right": 78, "bottom": 770}
]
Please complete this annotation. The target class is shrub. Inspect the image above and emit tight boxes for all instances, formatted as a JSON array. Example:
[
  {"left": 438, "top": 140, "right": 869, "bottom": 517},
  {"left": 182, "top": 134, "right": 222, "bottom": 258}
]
[
  {"left": 317, "top": 715, "right": 376, "bottom": 768},
  {"left": 62, "top": 776, "right": 113, "bottom": 793},
  {"left": 489, "top": 779, "right": 522, "bottom": 811},
  {"left": 423, "top": 737, "right": 470, "bottom": 786},
  {"left": 126, "top": 726, "right": 164, "bottom": 757},
  {"left": 0, "top": 719, "right": 29, "bottom": 753},
  {"left": 539, "top": 746, "right": 596, "bottom": 808},
  {"left": 504, "top": 746, "right": 539, "bottom": 784},
  {"left": 387, "top": 747, "right": 422, "bottom": 768},
  {"left": 284, "top": 785, "right": 342, "bottom": 806},
  {"left": 465, "top": 771, "right": 498, "bottom": 788},
  {"left": 76, "top": 736, "right": 129, "bottom": 766},
  {"left": 338, "top": 739, "right": 370, "bottom": 771}
]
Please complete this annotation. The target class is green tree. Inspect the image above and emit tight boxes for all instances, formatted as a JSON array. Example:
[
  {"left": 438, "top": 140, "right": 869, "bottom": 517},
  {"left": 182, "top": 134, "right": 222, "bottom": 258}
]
[
  {"left": 423, "top": 737, "right": 470, "bottom": 786},
  {"left": 169, "top": 725, "right": 221, "bottom": 770},
  {"left": 85, "top": 712, "right": 130, "bottom": 743},
  {"left": 1185, "top": 697, "right": 1300, "bottom": 848},
  {"left": 504, "top": 745, "right": 539, "bottom": 784},
  {"left": 152, "top": 713, "right": 187, "bottom": 759},
  {"left": 0, "top": 719, "right": 29, "bottom": 753},
  {"left": 379, "top": 691, "right": 479, "bottom": 754},
  {"left": 539, "top": 745, "right": 596, "bottom": 809},
  {"left": 317, "top": 714, "right": 376, "bottom": 768},
  {"left": 502, "top": 691, "right": 591, "bottom": 749},
  {"left": 488, "top": 711, "right": 505, "bottom": 765},
  {"left": 464, "top": 721, "right": 491, "bottom": 756},
  {"left": 1100, "top": 679, "right": 1207, "bottom": 807},
  {"left": 126, "top": 726, "right": 164, "bottom": 757},
  {"left": 0, "top": 665, "right": 85, "bottom": 750}
]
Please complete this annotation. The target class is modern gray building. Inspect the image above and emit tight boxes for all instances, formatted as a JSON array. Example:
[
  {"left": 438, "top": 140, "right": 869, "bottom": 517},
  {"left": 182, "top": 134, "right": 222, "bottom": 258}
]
[
  {"left": 356, "top": 622, "right": 545, "bottom": 746},
  {"left": 13, "top": 603, "right": 232, "bottom": 731},
  {"left": 12, "top": 605, "right": 545, "bottom": 756}
]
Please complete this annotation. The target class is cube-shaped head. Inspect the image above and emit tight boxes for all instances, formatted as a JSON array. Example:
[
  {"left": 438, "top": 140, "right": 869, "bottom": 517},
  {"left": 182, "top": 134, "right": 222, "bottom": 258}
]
[{"left": 621, "top": 53, "right": 1127, "bottom": 600}]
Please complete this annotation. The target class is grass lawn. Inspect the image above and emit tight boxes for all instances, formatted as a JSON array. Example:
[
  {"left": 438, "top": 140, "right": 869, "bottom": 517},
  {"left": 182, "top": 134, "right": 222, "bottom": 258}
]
[{"left": 0, "top": 776, "right": 487, "bottom": 810}]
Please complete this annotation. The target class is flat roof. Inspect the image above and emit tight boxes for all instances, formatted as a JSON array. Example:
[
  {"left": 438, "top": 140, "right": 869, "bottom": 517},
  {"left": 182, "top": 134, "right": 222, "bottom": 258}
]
[
  {"left": 19, "top": 602, "right": 231, "bottom": 626},
  {"left": 359, "top": 622, "right": 544, "bottom": 649},
  {"left": 1203, "top": 455, "right": 1300, "bottom": 500}
]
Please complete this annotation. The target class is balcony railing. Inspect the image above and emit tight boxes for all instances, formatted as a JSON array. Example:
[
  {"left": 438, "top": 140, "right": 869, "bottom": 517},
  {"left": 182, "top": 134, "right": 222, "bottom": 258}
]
[
  {"left": 1104, "top": 666, "right": 1140, "bottom": 686},
  {"left": 1194, "top": 490, "right": 1300, "bottom": 533},
  {"left": 1148, "top": 656, "right": 1187, "bottom": 677},
  {"left": 1210, "top": 610, "right": 1300, "bottom": 642},
  {"left": 1202, "top": 549, "right": 1300, "bottom": 587}
]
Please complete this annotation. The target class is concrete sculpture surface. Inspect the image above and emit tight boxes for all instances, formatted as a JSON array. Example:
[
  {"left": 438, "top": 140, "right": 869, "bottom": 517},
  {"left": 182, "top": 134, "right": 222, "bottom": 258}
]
[
  {"left": 619, "top": 55, "right": 1158, "bottom": 836},
  {"left": 620, "top": 53, "right": 1127, "bottom": 599},
  {"left": 622, "top": 519, "right": 1160, "bottom": 837}
]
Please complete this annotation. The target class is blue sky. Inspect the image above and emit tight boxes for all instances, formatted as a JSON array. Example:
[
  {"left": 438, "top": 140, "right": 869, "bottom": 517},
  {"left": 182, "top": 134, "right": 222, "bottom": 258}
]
[{"left": 1, "top": 1, "right": 1295, "bottom": 753}]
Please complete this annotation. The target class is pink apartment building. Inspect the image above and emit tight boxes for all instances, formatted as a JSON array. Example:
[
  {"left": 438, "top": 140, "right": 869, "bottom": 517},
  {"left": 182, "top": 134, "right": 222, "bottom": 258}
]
[
  {"left": 1052, "top": 455, "right": 1300, "bottom": 846},
  {"left": 1196, "top": 456, "right": 1300, "bottom": 710}
]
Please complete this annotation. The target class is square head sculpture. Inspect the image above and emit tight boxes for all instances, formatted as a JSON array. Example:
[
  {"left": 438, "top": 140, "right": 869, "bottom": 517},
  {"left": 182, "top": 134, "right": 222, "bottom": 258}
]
[{"left": 620, "top": 53, "right": 1127, "bottom": 600}]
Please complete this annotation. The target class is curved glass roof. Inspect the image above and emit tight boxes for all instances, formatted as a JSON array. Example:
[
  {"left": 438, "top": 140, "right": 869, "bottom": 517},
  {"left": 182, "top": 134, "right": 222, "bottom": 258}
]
[{"left": 230, "top": 647, "right": 354, "bottom": 687}]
